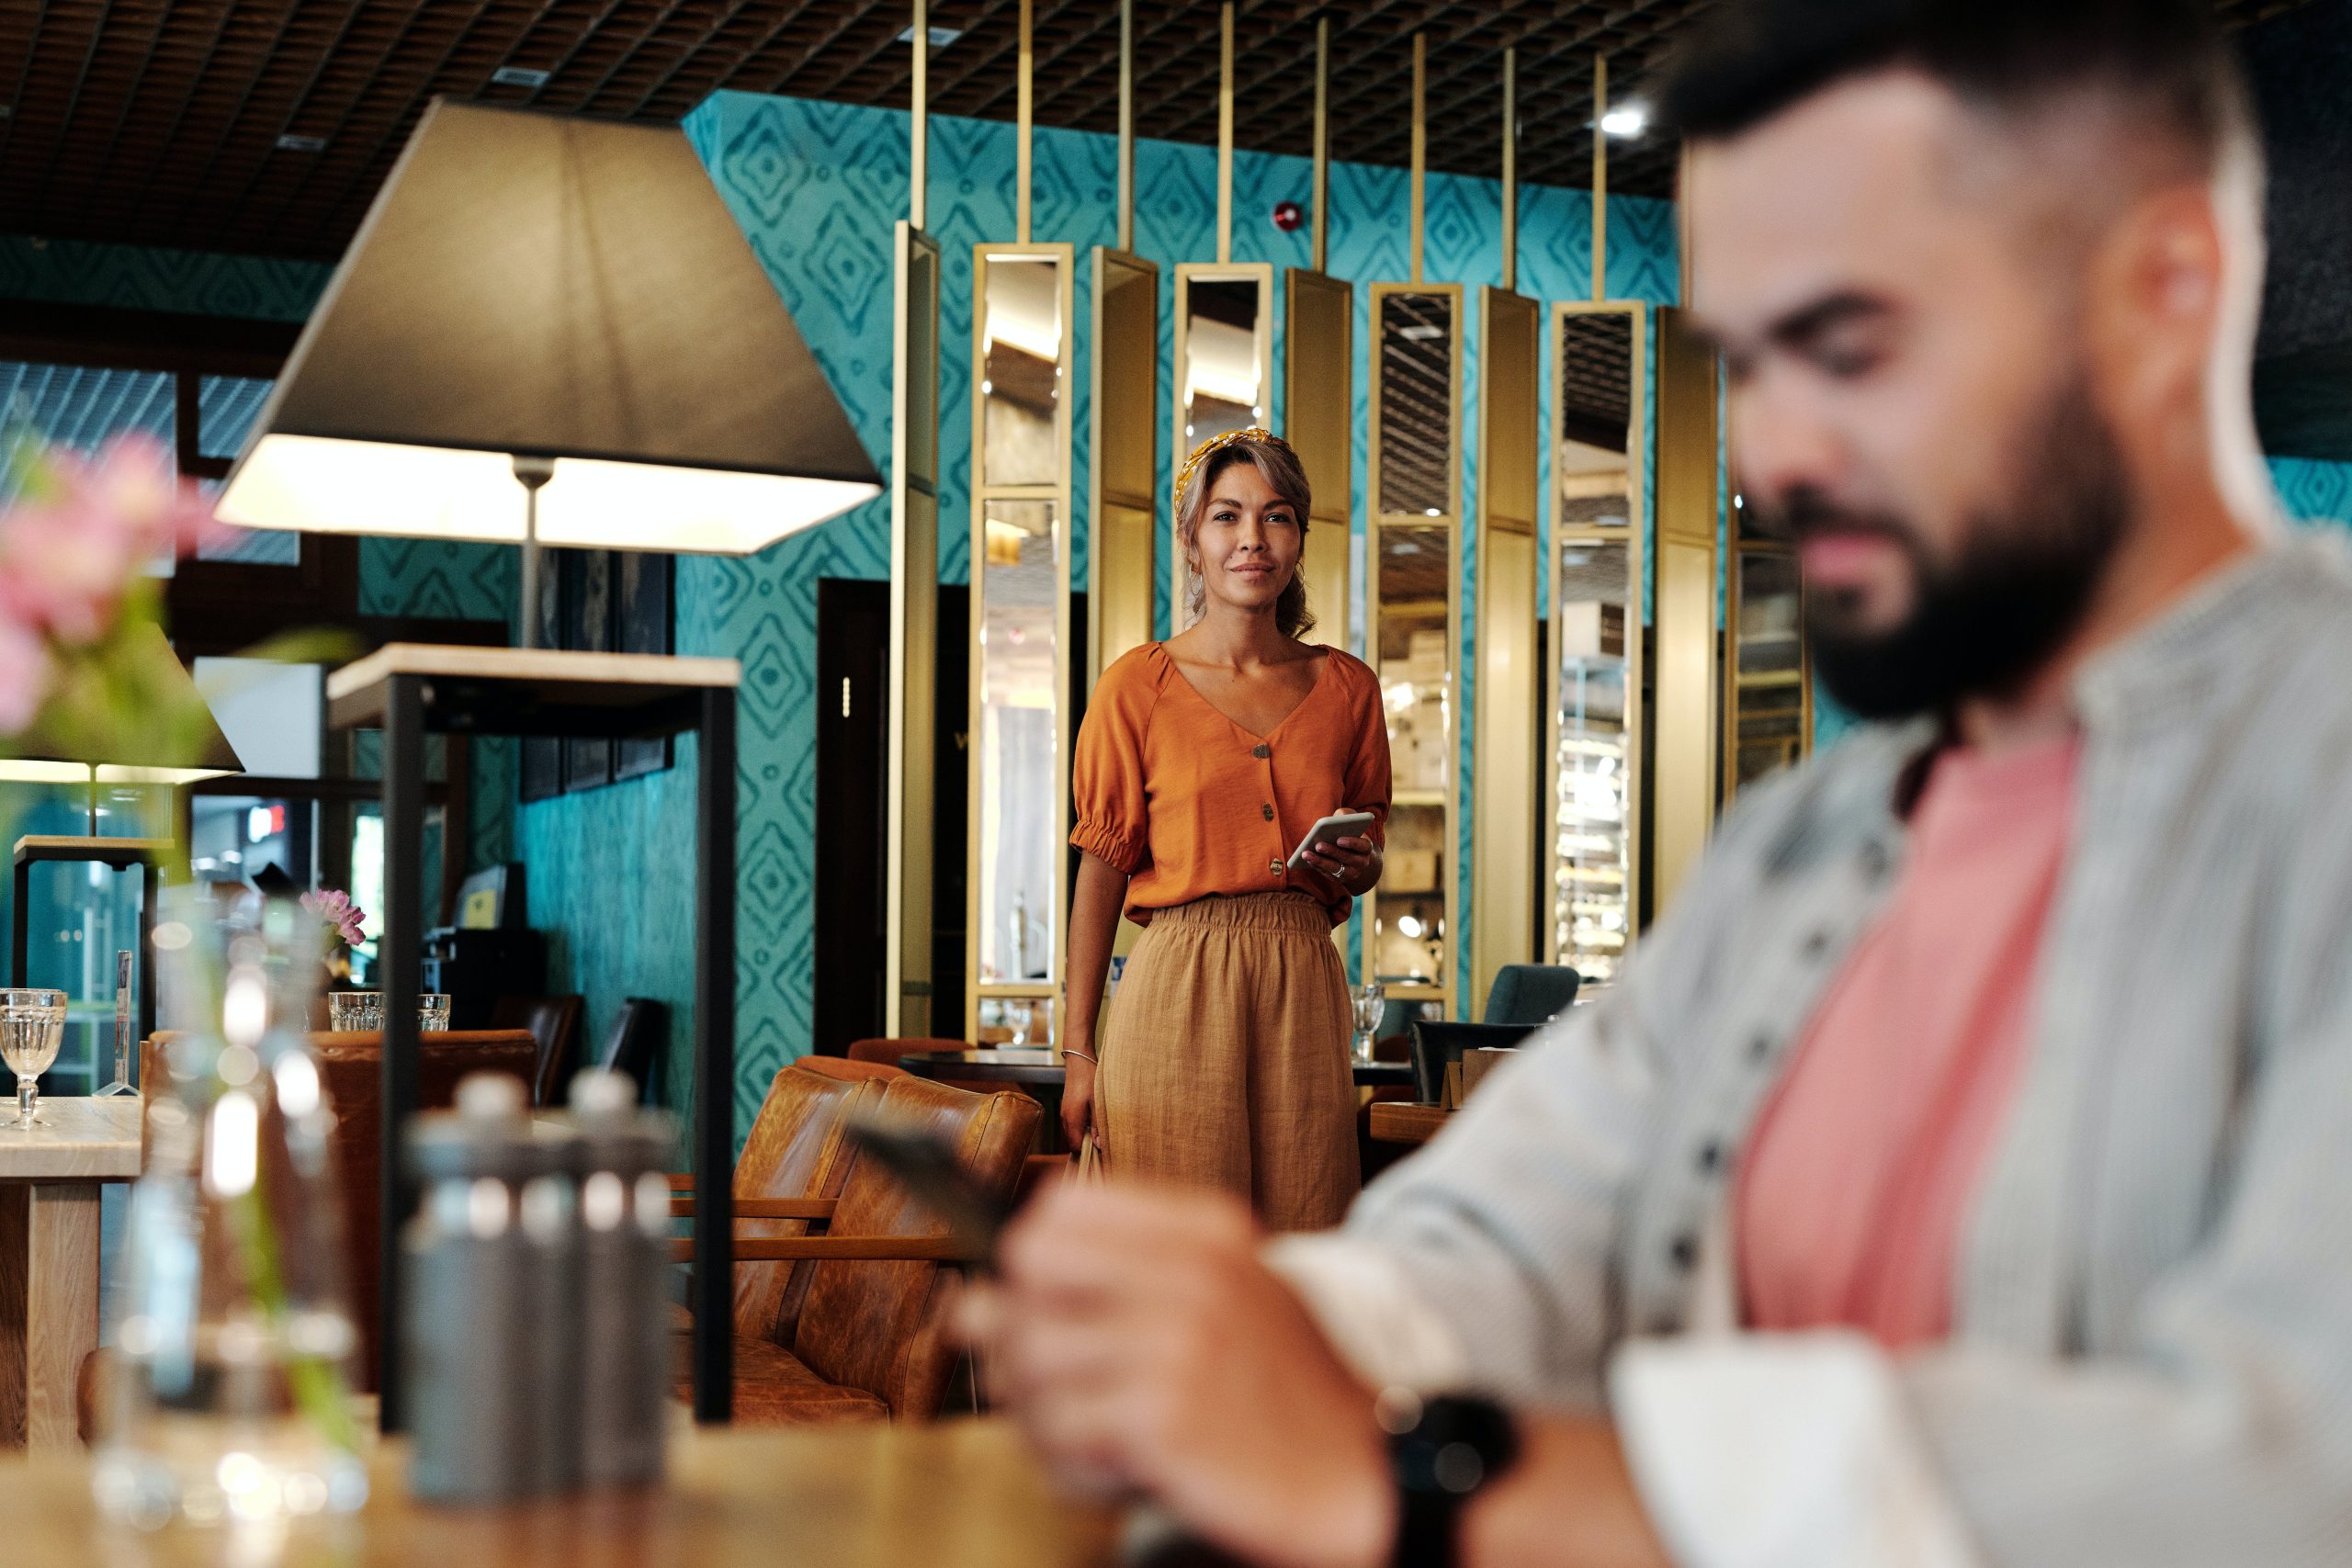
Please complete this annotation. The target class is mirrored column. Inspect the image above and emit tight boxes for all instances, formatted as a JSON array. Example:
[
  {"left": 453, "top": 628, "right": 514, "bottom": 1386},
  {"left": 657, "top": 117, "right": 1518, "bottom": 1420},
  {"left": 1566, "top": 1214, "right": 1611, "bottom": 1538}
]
[
  {"left": 1170, "top": 265, "right": 1272, "bottom": 629},
  {"left": 1547, "top": 303, "right": 1646, "bottom": 985},
  {"left": 1367, "top": 283, "right": 1462, "bottom": 1012},
  {"left": 968, "top": 244, "right": 1074, "bottom": 1043}
]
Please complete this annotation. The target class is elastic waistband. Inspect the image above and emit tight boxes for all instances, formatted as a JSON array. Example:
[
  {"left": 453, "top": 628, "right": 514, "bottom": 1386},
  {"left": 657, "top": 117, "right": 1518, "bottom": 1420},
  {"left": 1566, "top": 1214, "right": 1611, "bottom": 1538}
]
[{"left": 1147, "top": 892, "right": 1332, "bottom": 936}]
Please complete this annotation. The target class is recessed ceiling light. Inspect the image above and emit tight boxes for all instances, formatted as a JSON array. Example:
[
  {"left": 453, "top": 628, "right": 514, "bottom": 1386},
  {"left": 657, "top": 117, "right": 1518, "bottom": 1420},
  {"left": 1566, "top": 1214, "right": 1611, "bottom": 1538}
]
[
  {"left": 492, "top": 65, "right": 550, "bottom": 88},
  {"left": 1600, "top": 102, "right": 1649, "bottom": 139},
  {"left": 896, "top": 24, "right": 963, "bottom": 47},
  {"left": 277, "top": 133, "right": 326, "bottom": 153}
]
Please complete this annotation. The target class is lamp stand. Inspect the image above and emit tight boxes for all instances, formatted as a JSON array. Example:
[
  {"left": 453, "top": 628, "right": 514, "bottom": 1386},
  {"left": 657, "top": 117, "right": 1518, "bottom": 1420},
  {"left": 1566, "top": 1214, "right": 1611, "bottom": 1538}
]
[{"left": 514, "top": 456, "right": 556, "bottom": 649}]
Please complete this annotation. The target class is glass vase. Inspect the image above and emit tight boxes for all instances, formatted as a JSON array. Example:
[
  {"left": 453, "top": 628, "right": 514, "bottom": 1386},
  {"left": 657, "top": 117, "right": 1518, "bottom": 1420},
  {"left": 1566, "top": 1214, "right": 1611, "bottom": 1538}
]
[{"left": 93, "top": 891, "right": 368, "bottom": 1529}]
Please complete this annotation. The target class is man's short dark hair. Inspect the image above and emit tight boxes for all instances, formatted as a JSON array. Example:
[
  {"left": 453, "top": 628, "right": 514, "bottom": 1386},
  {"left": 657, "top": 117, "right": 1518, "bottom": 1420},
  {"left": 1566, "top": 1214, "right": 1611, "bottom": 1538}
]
[{"left": 1660, "top": 0, "right": 2252, "bottom": 170}]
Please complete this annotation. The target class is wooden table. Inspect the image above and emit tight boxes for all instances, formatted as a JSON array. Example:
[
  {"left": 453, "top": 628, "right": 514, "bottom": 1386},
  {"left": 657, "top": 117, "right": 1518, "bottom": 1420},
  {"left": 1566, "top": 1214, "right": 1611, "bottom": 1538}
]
[
  {"left": 902, "top": 1048, "right": 1415, "bottom": 1089},
  {"left": 1367, "top": 1102, "right": 1452, "bottom": 1146},
  {"left": 0, "top": 1096, "right": 141, "bottom": 1450},
  {"left": 0, "top": 1416, "right": 1118, "bottom": 1567}
]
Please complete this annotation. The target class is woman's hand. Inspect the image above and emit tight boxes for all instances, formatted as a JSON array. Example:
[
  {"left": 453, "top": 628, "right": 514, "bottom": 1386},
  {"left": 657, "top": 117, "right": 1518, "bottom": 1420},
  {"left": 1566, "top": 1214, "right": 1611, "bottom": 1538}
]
[
  {"left": 1060, "top": 1049, "right": 1098, "bottom": 1151},
  {"left": 1301, "top": 835, "right": 1381, "bottom": 899}
]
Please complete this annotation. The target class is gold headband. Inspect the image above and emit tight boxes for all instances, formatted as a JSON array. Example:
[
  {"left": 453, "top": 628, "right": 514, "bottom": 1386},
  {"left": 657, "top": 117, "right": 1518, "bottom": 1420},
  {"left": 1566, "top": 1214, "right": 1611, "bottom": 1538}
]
[{"left": 1175, "top": 426, "right": 1294, "bottom": 502}]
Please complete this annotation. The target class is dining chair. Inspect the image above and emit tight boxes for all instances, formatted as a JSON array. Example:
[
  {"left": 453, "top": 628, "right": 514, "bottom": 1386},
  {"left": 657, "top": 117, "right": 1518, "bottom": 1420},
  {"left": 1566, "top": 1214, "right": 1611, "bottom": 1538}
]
[
  {"left": 1480, "top": 964, "right": 1582, "bottom": 1027},
  {"left": 489, "top": 993, "right": 584, "bottom": 1106},
  {"left": 671, "top": 1060, "right": 1041, "bottom": 1423}
]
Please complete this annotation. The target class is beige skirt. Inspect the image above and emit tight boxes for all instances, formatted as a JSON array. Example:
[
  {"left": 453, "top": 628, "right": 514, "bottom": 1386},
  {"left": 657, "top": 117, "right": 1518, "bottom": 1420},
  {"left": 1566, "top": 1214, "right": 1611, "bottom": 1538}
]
[{"left": 1094, "top": 892, "right": 1358, "bottom": 1232}]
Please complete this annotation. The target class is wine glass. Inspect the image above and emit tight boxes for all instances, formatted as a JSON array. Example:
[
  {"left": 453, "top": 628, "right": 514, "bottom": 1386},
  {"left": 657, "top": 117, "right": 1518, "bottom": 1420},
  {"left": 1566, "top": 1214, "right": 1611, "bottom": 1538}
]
[
  {"left": 0, "top": 989, "right": 67, "bottom": 1129},
  {"left": 1351, "top": 981, "right": 1385, "bottom": 1066}
]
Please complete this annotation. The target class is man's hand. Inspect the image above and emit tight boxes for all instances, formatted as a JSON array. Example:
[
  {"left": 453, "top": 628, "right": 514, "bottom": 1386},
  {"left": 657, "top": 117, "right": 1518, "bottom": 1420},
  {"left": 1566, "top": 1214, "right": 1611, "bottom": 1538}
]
[{"left": 959, "top": 1181, "right": 1396, "bottom": 1568}]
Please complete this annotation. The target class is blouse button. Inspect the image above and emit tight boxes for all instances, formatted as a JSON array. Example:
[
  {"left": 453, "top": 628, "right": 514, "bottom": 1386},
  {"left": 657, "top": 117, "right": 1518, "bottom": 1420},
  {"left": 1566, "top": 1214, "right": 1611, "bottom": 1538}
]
[
  {"left": 1251, "top": 743, "right": 1270, "bottom": 760},
  {"left": 1261, "top": 804, "right": 1274, "bottom": 821},
  {"left": 1268, "top": 858, "right": 1283, "bottom": 875}
]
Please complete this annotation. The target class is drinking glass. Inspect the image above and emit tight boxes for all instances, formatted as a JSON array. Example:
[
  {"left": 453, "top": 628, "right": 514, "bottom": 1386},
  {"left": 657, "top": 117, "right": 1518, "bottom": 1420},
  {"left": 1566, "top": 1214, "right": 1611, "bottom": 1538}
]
[
  {"left": 0, "top": 989, "right": 67, "bottom": 1128},
  {"left": 327, "top": 991, "right": 381, "bottom": 1032},
  {"left": 1351, "top": 981, "right": 1385, "bottom": 1066},
  {"left": 417, "top": 993, "right": 451, "bottom": 1032}
]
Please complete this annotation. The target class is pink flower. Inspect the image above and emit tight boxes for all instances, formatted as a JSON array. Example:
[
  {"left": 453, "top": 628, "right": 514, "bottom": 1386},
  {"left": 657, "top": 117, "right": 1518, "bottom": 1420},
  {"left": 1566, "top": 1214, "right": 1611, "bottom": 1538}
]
[
  {"left": 0, "top": 497, "right": 144, "bottom": 645},
  {"left": 300, "top": 889, "right": 370, "bottom": 947},
  {"left": 0, "top": 615, "right": 52, "bottom": 733}
]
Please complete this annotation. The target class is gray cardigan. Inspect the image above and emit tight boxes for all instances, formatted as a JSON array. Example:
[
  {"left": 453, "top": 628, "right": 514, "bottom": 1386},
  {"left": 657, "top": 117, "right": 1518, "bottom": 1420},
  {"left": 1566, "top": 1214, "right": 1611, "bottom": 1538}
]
[{"left": 1317, "top": 534, "right": 2352, "bottom": 1564}]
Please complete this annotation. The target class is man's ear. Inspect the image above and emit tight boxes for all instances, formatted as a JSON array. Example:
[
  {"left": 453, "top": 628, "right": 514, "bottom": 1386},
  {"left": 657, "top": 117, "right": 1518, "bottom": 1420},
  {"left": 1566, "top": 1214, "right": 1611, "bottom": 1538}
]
[{"left": 2084, "top": 185, "right": 2226, "bottom": 428}]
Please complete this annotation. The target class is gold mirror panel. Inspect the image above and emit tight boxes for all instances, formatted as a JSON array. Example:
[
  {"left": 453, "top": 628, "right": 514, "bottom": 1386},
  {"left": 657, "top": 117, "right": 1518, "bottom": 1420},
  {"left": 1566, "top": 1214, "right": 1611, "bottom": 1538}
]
[
  {"left": 1171, "top": 265, "right": 1272, "bottom": 628},
  {"left": 1367, "top": 280, "right": 1462, "bottom": 1008},
  {"left": 1373, "top": 522, "right": 1453, "bottom": 990},
  {"left": 981, "top": 258, "right": 1067, "bottom": 491},
  {"left": 969, "top": 244, "right": 1074, "bottom": 1040},
  {"left": 1725, "top": 546, "right": 1809, "bottom": 798},
  {"left": 1650, "top": 306, "right": 1724, "bottom": 919},
  {"left": 976, "top": 496, "right": 1061, "bottom": 990},
  {"left": 1089, "top": 249, "right": 1159, "bottom": 682},
  {"left": 1284, "top": 269, "right": 1353, "bottom": 649},
  {"left": 1375, "top": 290, "right": 1458, "bottom": 518},
  {"left": 886, "top": 222, "right": 942, "bottom": 1038},
  {"left": 1551, "top": 538, "right": 1634, "bottom": 981},
  {"left": 1471, "top": 286, "right": 1542, "bottom": 1010}
]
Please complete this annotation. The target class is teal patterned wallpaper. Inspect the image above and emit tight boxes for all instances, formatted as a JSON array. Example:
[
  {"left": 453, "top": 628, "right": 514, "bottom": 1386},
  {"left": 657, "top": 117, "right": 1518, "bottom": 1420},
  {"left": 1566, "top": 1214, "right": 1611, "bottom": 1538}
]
[{"left": 0, "top": 235, "right": 327, "bottom": 319}]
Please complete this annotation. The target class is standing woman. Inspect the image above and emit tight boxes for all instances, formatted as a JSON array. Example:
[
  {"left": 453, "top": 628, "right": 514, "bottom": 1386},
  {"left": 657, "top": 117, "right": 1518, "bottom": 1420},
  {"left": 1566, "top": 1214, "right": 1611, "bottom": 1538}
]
[{"left": 1060, "top": 428, "right": 1389, "bottom": 1231}]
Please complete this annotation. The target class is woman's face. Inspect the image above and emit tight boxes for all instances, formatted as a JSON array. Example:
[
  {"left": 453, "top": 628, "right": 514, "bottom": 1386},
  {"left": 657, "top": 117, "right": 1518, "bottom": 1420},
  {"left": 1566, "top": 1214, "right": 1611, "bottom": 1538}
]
[{"left": 1193, "top": 459, "right": 1303, "bottom": 618}]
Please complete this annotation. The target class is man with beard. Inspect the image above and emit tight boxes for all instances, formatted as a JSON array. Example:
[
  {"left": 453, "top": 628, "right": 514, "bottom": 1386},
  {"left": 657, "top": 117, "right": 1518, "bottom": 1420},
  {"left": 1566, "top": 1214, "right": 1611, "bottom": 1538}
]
[{"left": 960, "top": 2, "right": 2352, "bottom": 1565}]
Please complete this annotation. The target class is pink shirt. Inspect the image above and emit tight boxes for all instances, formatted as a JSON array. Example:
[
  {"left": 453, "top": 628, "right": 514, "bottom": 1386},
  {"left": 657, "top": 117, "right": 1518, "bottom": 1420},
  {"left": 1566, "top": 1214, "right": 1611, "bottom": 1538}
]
[{"left": 1736, "top": 735, "right": 2080, "bottom": 1348}]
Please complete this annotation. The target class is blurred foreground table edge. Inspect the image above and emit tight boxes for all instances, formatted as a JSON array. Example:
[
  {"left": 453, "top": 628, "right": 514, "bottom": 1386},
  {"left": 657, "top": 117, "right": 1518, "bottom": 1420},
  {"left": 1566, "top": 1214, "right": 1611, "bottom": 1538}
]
[{"left": 0, "top": 1416, "right": 1119, "bottom": 1566}]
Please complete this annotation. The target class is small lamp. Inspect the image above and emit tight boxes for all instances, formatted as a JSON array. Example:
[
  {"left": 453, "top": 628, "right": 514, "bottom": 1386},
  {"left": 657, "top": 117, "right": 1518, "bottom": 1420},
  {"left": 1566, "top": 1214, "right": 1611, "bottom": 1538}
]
[
  {"left": 0, "top": 621, "right": 246, "bottom": 830},
  {"left": 216, "top": 99, "right": 883, "bottom": 643}
]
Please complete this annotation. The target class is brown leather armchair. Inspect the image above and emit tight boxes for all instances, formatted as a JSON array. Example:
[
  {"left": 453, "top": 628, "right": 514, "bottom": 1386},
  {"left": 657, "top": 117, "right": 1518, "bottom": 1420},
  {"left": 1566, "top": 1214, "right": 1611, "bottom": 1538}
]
[{"left": 673, "top": 1061, "right": 1041, "bottom": 1423}]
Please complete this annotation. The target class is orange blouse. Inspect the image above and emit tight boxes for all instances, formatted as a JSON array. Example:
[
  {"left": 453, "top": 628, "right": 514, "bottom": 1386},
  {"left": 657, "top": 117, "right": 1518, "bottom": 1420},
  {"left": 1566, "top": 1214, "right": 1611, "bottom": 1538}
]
[{"left": 1071, "top": 642, "right": 1392, "bottom": 927}]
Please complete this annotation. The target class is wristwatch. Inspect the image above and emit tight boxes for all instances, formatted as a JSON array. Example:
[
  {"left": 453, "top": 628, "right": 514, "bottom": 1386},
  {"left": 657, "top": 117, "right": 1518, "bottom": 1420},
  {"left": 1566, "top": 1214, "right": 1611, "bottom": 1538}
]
[{"left": 1379, "top": 1392, "right": 1520, "bottom": 1568}]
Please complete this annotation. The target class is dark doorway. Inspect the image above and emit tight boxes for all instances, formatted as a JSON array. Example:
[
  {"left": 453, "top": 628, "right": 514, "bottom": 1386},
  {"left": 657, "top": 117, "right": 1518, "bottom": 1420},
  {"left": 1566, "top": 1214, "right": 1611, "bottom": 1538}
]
[
  {"left": 931, "top": 584, "right": 968, "bottom": 1043},
  {"left": 813, "top": 579, "right": 889, "bottom": 1057}
]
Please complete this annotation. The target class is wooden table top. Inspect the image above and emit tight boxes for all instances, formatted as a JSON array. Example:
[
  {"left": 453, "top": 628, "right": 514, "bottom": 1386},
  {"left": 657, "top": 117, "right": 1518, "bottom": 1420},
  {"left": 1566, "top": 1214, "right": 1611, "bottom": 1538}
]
[
  {"left": 1367, "top": 1102, "right": 1452, "bottom": 1146},
  {"left": 0, "top": 1097, "right": 141, "bottom": 1180},
  {"left": 900, "top": 1049, "right": 1414, "bottom": 1089},
  {"left": 0, "top": 1418, "right": 1116, "bottom": 1567}
]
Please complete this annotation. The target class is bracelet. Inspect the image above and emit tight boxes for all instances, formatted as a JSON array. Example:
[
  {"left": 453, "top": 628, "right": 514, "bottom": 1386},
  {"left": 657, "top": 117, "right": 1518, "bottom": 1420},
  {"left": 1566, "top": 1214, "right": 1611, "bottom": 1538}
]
[{"left": 1063, "top": 1049, "right": 1097, "bottom": 1064}]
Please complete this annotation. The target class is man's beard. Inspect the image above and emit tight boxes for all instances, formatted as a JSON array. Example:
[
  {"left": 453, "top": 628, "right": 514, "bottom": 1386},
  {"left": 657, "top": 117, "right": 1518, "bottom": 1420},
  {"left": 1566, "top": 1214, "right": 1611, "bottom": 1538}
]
[{"left": 1777, "top": 374, "right": 2131, "bottom": 722}]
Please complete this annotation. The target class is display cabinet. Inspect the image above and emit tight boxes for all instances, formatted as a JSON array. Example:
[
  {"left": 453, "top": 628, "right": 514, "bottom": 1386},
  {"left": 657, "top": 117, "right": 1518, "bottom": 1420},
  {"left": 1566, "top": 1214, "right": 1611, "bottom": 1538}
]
[
  {"left": 1366, "top": 282, "right": 1463, "bottom": 1010},
  {"left": 1724, "top": 517, "right": 1811, "bottom": 798}
]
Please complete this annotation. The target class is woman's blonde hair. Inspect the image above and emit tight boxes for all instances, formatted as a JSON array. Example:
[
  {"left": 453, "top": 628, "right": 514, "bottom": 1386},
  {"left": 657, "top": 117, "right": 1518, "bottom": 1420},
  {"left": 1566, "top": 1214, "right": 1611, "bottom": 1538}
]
[{"left": 1173, "top": 429, "right": 1317, "bottom": 638}]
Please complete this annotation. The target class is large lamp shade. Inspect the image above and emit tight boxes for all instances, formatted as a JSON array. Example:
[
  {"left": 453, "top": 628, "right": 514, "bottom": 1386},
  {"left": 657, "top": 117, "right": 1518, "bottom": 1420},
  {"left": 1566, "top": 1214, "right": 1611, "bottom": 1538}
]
[{"left": 218, "top": 99, "right": 882, "bottom": 556}]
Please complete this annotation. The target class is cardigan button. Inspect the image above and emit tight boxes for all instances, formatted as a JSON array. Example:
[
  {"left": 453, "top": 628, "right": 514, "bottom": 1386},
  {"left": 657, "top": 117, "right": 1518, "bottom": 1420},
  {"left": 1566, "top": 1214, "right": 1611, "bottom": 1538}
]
[{"left": 1251, "top": 743, "right": 1271, "bottom": 759}]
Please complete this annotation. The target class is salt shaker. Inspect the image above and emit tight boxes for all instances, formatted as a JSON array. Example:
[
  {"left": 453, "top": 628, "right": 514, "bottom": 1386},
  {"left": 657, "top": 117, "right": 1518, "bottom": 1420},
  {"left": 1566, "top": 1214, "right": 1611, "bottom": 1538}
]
[{"left": 568, "top": 1068, "right": 675, "bottom": 1487}]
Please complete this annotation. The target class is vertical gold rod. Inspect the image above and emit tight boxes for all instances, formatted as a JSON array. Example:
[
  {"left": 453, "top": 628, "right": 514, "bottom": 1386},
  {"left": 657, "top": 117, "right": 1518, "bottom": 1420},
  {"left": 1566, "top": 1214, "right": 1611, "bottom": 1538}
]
[
  {"left": 1311, "top": 15, "right": 1329, "bottom": 274},
  {"left": 1678, "top": 141, "right": 1694, "bottom": 305},
  {"left": 1410, "top": 33, "right": 1425, "bottom": 284},
  {"left": 1501, "top": 46, "right": 1517, "bottom": 293},
  {"left": 1117, "top": 0, "right": 1134, "bottom": 252},
  {"left": 1591, "top": 52, "right": 1608, "bottom": 301},
  {"left": 1216, "top": 3, "right": 1235, "bottom": 264},
  {"left": 1017, "top": 0, "right": 1034, "bottom": 243},
  {"left": 910, "top": 0, "right": 928, "bottom": 229}
]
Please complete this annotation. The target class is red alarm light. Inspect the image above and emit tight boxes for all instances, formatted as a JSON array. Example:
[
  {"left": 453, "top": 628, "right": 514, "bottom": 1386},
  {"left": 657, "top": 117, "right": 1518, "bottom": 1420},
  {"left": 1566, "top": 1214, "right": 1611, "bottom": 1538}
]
[{"left": 1272, "top": 199, "right": 1304, "bottom": 232}]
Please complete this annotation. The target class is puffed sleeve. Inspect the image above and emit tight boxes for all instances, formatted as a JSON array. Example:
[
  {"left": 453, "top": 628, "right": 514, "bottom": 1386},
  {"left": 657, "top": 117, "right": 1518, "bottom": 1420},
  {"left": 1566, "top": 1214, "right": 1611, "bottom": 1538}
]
[
  {"left": 1070, "top": 649, "right": 1156, "bottom": 874},
  {"left": 1342, "top": 655, "right": 1393, "bottom": 849}
]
